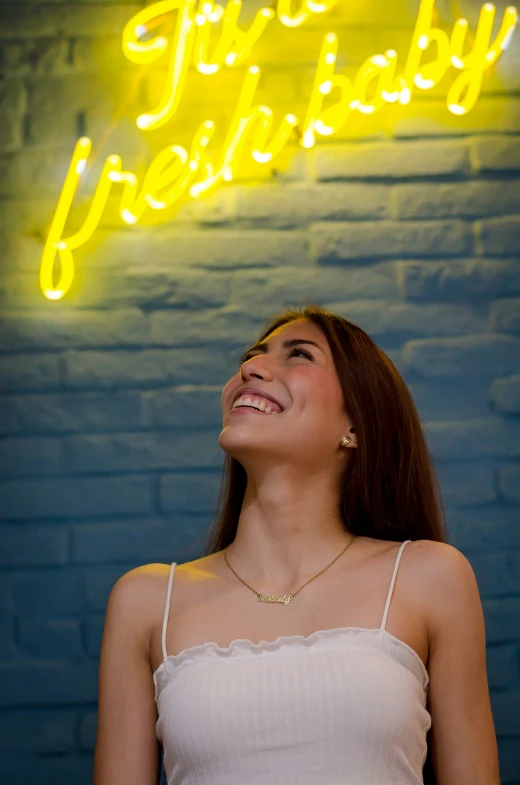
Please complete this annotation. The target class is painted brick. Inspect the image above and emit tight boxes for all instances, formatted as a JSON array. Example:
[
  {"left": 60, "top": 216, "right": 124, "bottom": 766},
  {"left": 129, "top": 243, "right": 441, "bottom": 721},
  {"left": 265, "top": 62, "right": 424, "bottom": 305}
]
[
  {"left": 72, "top": 518, "right": 178, "bottom": 563},
  {"left": 0, "top": 661, "right": 98, "bottom": 707},
  {"left": 175, "top": 186, "right": 237, "bottom": 226},
  {"left": 0, "top": 202, "right": 55, "bottom": 248},
  {"left": 491, "top": 299, "right": 520, "bottom": 334},
  {"left": 394, "top": 181, "right": 520, "bottom": 220},
  {"left": 435, "top": 463, "right": 497, "bottom": 507},
  {"left": 0, "top": 78, "right": 26, "bottom": 152},
  {"left": 28, "top": 74, "right": 132, "bottom": 147},
  {"left": 0, "top": 708, "right": 78, "bottom": 753},
  {"left": 314, "top": 141, "right": 470, "bottom": 180},
  {"left": 499, "top": 465, "right": 520, "bottom": 504},
  {"left": 0, "top": 435, "right": 61, "bottom": 476},
  {"left": 0, "top": 756, "right": 93, "bottom": 785},
  {"left": 497, "top": 736, "right": 520, "bottom": 782},
  {"left": 0, "top": 353, "right": 61, "bottom": 392},
  {"left": 448, "top": 508, "right": 520, "bottom": 552},
  {"left": 0, "top": 4, "right": 140, "bottom": 39},
  {"left": 18, "top": 617, "right": 84, "bottom": 659},
  {"left": 477, "top": 217, "right": 520, "bottom": 256},
  {"left": 0, "top": 309, "right": 147, "bottom": 350},
  {"left": 491, "top": 691, "right": 520, "bottom": 735},
  {"left": 21, "top": 38, "right": 72, "bottom": 74},
  {"left": 63, "top": 348, "right": 236, "bottom": 390},
  {"left": 229, "top": 262, "right": 400, "bottom": 316},
  {"left": 0, "top": 391, "right": 147, "bottom": 434},
  {"left": 472, "top": 136, "right": 520, "bottom": 172},
  {"left": 0, "top": 474, "right": 153, "bottom": 519},
  {"left": 0, "top": 77, "right": 26, "bottom": 116},
  {"left": 0, "top": 577, "right": 13, "bottom": 615},
  {"left": 392, "top": 98, "right": 520, "bottom": 137},
  {"left": 0, "top": 41, "right": 23, "bottom": 71},
  {"left": 235, "top": 184, "right": 390, "bottom": 226},
  {"left": 425, "top": 418, "right": 520, "bottom": 463},
  {"left": 469, "top": 552, "right": 520, "bottom": 598},
  {"left": 486, "top": 645, "right": 520, "bottom": 690},
  {"left": 84, "top": 614, "right": 103, "bottom": 657},
  {"left": 437, "top": 260, "right": 520, "bottom": 302},
  {"left": 72, "top": 36, "right": 139, "bottom": 74},
  {"left": 410, "top": 377, "right": 493, "bottom": 421},
  {"left": 0, "top": 524, "right": 68, "bottom": 567},
  {"left": 0, "top": 615, "right": 17, "bottom": 659},
  {"left": 149, "top": 306, "right": 261, "bottom": 346},
  {"left": 322, "top": 301, "right": 485, "bottom": 339},
  {"left": 64, "top": 430, "right": 223, "bottom": 473},
  {"left": 0, "top": 148, "right": 76, "bottom": 198},
  {"left": 148, "top": 386, "right": 223, "bottom": 428},
  {"left": 159, "top": 472, "right": 222, "bottom": 513},
  {"left": 483, "top": 597, "right": 520, "bottom": 643},
  {"left": 75, "top": 269, "right": 231, "bottom": 310},
  {"left": 79, "top": 710, "right": 97, "bottom": 752},
  {"left": 403, "top": 335, "right": 520, "bottom": 378},
  {"left": 11, "top": 569, "right": 83, "bottom": 615},
  {"left": 0, "top": 108, "right": 22, "bottom": 151},
  {"left": 386, "top": 258, "right": 520, "bottom": 304},
  {"left": 491, "top": 375, "right": 520, "bottom": 415},
  {"left": 310, "top": 220, "right": 472, "bottom": 263},
  {"left": 86, "top": 227, "right": 309, "bottom": 270}
]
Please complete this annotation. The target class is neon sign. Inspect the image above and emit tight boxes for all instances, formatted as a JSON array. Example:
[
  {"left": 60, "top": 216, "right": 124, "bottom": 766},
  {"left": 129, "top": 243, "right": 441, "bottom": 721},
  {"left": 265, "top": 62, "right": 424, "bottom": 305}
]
[{"left": 40, "top": 0, "right": 517, "bottom": 300}]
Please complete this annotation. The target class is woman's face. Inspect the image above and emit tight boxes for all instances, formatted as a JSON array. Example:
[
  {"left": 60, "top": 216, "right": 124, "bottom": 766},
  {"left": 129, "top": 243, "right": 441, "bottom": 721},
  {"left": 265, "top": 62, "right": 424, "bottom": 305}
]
[{"left": 219, "top": 318, "right": 356, "bottom": 468}]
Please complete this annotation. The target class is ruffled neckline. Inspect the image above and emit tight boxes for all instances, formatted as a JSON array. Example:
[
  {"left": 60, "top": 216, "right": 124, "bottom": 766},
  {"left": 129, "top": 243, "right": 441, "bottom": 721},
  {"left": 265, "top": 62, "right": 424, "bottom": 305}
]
[{"left": 153, "top": 626, "right": 429, "bottom": 701}]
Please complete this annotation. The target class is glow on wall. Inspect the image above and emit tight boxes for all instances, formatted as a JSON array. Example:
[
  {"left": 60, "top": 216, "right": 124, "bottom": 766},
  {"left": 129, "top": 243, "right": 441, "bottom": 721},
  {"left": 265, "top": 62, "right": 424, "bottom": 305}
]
[{"left": 40, "top": 0, "right": 518, "bottom": 301}]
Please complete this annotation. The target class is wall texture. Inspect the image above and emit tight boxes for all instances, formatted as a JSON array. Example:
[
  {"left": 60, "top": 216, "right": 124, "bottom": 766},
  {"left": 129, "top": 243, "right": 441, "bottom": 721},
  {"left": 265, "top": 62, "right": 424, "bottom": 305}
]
[{"left": 0, "top": 0, "right": 519, "bottom": 782}]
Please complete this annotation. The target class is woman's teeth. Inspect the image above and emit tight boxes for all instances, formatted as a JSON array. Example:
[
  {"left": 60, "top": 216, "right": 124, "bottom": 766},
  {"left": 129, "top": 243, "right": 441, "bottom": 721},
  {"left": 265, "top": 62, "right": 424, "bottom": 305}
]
[{"left": 232, "top": 396, "right": 281, "bottom": 414}]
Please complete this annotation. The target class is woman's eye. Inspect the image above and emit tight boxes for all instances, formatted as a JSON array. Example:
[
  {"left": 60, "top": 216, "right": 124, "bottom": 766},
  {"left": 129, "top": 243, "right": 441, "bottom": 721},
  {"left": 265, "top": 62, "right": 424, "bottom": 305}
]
[
  {"left": 289, "top": 348, "right": 313, "bottom": 360},
  {"left": 240, "top": 347, "right": 313, "bottom": 365}
]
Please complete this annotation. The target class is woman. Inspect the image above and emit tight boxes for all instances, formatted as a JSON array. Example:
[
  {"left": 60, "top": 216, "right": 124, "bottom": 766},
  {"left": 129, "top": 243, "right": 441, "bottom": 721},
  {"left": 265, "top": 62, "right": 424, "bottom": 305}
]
[{"left": 94, "top": 305, "right": 500, "bottom": 785}]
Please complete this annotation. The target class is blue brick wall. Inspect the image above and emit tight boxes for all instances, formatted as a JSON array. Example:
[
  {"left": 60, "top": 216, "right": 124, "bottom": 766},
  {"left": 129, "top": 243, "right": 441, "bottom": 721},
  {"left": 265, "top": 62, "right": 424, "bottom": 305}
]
[{"left": 1, "top": 1, "right": 520, "bottom": 782}]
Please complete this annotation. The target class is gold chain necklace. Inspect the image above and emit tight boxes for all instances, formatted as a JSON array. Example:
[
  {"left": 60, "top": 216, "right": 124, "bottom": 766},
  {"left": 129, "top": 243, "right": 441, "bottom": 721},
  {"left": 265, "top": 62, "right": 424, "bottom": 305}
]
[{"left": 223, "top": 534, "right": 358, "bottom": 605}]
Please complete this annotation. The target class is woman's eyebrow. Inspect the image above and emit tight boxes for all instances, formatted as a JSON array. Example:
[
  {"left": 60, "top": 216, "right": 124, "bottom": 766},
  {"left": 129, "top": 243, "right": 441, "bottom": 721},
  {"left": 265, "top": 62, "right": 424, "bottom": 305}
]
[{"left": 244, "top": 338, "right": 325, "bottom": 355}]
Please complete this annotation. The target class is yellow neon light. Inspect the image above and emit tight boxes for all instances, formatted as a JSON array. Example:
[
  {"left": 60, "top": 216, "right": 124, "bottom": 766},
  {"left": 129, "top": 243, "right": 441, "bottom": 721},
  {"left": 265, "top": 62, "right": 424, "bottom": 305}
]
[
  {"left": 188, "top": 65, "right": 298, "bottom": 196},
  {"left": 194, "top": 0, "right": 240, "bottom": 75},
  {"left": 276, "top": 0, "right": 312, "bottom": 28},
  {"left": 127, "top": 0, "right": 198, "bottom": 130},
  {"left": 277, "top": 0, "right": 338, "bottom": 28},
  {"left": 448, "top": 4, "right": 518, "bottom": 114},
  {"left": 224, "top": 6, "right": 275, "bottom": 68},
  {"left": 301, "top": 33, "right": 353, "bottom": 147},
  {"left": 394, "top": 0, "right": 451, "bottom": 105},
  {"left": 42, "top": 0, "right": 518, "bottom": 299}
]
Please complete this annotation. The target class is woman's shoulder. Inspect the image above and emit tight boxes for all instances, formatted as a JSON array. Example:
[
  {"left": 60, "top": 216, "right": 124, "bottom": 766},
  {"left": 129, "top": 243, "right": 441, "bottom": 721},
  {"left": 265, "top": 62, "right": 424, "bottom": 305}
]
[
  {"left": 105, "top": 562, "right": 190, "bottom": 649},
  {"left": 111, "top": 561, "right": 194, "bottom": 606},
  {"left": 405, "top": 538, "right": 469, "bottom": 572},
  {"left": 402, "top": 539, "right": 479, "bottom": 623}
]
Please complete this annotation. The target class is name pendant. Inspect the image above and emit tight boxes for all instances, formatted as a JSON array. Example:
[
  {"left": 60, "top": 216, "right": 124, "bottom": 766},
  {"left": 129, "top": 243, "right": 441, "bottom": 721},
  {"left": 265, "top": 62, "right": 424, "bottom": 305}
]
[{"left": 257, "top": 593, "right": 294, "bottom": 606}]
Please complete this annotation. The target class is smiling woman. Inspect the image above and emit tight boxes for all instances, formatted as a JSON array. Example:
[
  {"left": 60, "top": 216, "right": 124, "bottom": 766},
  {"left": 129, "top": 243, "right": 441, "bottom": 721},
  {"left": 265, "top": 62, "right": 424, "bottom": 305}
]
[{"left": 94, "top": 304, "right": 500, "bottom": 785}]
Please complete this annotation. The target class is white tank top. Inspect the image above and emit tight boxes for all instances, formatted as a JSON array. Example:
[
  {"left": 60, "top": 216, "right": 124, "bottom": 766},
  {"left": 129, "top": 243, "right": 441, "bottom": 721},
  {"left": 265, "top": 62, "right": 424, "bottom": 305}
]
[{"left": 153, "top": 539, "right": 431, "bottom": 785}]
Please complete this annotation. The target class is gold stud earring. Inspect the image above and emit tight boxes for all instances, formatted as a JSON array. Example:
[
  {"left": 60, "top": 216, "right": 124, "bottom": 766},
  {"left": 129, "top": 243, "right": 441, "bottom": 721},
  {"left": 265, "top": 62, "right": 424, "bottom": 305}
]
[{"left": 341, "top": 436, "right": 351, "bottom": 447}]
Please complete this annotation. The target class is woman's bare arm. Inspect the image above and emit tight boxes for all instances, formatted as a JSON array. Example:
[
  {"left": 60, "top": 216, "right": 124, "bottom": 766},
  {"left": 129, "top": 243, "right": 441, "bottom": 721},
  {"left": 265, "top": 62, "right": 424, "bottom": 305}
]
[
  {"left": 93, "top": 566, "right": 163, "bottom": 785},
  {"left": 424, "top": 543, "right": 500, "bottom": 784}
]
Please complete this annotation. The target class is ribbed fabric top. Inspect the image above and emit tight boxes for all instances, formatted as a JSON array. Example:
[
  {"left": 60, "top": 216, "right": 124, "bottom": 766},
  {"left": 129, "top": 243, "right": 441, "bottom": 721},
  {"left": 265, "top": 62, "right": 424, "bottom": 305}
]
[{"left": 153, "top": 539, "right": 431, "bottom": 785}]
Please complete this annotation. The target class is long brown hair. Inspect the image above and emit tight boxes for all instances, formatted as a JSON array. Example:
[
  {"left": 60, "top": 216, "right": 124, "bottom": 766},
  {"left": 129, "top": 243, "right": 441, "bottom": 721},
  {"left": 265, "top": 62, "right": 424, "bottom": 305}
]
[{"left": 199, "top": 305, "right": 449, "bottom": 783}]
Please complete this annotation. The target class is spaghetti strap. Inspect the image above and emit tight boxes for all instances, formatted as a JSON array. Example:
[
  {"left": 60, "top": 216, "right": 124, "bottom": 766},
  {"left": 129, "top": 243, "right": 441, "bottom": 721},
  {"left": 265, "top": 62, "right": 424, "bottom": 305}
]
[
  {"left": 161, "top": 562, "right": 177, "bottom": 661},
  {"left": 380, "top": 540, "right": 411, "bottom": 631}
]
